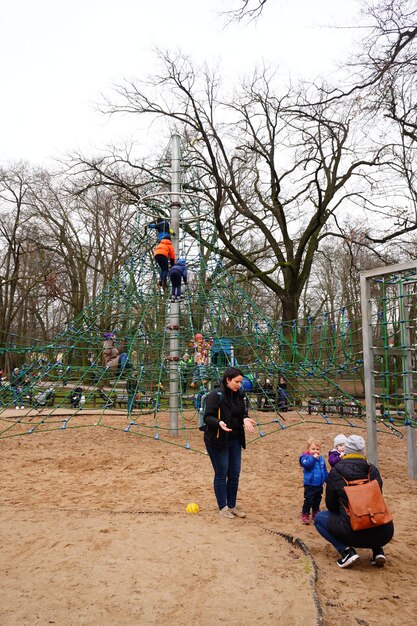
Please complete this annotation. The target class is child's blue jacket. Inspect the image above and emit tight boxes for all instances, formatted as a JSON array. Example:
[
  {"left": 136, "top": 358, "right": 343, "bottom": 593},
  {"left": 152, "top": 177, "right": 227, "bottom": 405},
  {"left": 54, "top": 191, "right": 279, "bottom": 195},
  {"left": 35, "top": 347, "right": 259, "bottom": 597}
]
[{"left": 299, "top": 452, "right": 328, "bottom": 486}]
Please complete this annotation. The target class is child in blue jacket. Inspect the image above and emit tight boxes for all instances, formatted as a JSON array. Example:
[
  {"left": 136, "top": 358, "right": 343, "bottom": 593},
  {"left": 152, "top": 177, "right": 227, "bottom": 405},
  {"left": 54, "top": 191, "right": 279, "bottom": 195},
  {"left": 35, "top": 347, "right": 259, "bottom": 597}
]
[
  {"left": 146, "top": 218, "right": 175, "bottom": 241},
  {"left": 299, "top": 437, "right": 328, "bottom": 525},
  {"left": 169, "top": 258, "right": 188, "bottom": 302}
]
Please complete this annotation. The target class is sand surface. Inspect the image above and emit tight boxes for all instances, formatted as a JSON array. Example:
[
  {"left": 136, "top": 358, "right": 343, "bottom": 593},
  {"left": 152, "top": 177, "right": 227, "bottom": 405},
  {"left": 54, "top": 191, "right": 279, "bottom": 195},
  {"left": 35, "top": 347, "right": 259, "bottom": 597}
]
[{"left": 0, "top": 409, "right": 416, "bottom": 626}]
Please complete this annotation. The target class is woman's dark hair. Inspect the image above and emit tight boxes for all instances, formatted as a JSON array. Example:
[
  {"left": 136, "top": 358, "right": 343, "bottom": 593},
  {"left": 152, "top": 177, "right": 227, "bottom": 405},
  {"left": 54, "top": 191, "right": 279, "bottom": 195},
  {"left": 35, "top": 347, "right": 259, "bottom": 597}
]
[{"left": 222, "top": 366, "right": 244, "bottom": 387}]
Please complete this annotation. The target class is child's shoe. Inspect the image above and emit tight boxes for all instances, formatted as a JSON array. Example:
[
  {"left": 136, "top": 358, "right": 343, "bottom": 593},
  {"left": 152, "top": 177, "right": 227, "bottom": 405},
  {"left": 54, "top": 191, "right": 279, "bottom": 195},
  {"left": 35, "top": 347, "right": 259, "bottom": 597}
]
[
  {"left": 312, "top": 510, "right": 320, "bottom": 520},
  {"left": 300, "top": 513, "right": 310, "bottom": 525}
]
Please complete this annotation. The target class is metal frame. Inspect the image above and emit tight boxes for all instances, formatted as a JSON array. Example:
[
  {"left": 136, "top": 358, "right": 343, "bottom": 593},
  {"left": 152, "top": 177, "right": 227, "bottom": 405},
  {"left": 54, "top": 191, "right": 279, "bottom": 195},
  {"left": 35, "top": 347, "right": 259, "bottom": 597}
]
[{"left": 360, "top": 261, "right": 417, "bottom": 478}]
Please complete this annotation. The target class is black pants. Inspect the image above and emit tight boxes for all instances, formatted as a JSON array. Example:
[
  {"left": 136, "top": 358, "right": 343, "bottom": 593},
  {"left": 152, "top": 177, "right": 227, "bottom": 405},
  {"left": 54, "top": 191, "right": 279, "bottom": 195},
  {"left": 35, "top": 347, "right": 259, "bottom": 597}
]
[
  {"left": 302, "top": 485, "right": 323, "bottom": 514},
  {"left": 170, "top": 269, "right": 182, "bottom": 297},
  {"left": 155, "top": 254, "right": 169, "bottom": 286}
]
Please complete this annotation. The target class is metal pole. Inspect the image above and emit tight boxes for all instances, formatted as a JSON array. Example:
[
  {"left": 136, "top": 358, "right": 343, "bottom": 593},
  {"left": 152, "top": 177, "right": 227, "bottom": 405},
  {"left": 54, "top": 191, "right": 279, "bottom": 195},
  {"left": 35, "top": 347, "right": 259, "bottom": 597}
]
[
  {"left": 360, "top": 272, "right": 378, "bottom": 465},
  {"left": 398, "top": 282, "right": 417, "bottom": 478},
  {"left": 168, "top": 134, "right": 181, "bottom": 434}
]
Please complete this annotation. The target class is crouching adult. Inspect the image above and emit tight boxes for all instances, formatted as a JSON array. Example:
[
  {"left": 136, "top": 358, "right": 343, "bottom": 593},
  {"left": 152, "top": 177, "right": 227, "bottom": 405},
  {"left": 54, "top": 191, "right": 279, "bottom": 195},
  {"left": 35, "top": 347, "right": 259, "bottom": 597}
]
[{"left": 314, "top": 434, "right": 394, "bottom": 569}]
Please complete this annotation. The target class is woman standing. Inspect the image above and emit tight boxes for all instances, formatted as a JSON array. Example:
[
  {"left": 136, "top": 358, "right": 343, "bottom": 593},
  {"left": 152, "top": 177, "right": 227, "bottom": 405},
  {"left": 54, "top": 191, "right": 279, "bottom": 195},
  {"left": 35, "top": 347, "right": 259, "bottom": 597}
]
[{"left": 203, "top": 367, "right": 256, "bottom": 518}]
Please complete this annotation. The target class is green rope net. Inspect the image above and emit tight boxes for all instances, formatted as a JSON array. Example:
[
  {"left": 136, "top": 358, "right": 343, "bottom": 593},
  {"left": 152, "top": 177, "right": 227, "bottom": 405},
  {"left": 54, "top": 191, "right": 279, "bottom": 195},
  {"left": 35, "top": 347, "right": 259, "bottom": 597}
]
[{"left": 1, "top": 184, "right": 416, "bottom": 450}]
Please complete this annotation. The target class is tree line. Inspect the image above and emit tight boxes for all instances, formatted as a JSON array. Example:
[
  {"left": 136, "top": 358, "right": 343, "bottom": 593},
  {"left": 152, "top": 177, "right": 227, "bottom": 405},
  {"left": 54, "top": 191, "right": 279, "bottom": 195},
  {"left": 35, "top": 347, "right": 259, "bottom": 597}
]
[{"left": 1, "top": 0, "right": 417, "bottom": 351}]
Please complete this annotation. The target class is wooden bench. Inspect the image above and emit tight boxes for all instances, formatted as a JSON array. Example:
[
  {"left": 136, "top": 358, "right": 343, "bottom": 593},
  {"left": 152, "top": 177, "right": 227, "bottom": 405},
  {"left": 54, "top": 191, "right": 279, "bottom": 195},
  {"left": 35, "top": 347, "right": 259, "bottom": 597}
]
[
  {"left": 116, "top": 394, "right": 154, "bottom": 409},
  {"left": 307, "top": 399, "right": 362, "bottom": 417}
]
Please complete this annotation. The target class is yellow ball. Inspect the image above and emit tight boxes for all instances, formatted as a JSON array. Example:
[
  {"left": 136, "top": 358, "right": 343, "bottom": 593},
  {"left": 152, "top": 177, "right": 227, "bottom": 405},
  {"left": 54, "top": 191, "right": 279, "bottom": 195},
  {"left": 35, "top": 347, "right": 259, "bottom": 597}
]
[{"left": 186, "top": 502, "right": 200, "bottom": 514}]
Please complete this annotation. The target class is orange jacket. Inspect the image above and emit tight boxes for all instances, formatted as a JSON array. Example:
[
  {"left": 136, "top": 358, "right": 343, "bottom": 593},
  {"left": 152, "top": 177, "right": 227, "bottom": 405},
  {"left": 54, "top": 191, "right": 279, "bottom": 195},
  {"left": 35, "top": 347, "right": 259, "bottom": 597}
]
[{"left": 154, "top": 238, "right": 175, "bottom": 263}]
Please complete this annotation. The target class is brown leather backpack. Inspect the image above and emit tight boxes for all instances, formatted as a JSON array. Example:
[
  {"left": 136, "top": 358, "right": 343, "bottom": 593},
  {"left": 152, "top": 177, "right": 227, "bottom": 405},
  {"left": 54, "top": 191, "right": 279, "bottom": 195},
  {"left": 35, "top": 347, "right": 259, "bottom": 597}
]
[{"left": 340, "top": 470, "right": 393, "bottom": 531}]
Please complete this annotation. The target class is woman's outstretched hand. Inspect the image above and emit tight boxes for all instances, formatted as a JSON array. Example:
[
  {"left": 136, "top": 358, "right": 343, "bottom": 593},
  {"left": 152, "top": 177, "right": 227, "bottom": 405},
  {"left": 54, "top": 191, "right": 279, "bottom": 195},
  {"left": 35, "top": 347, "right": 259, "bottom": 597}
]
[{"left": 243, "top": 417, "right": 256, "bottom": 433}]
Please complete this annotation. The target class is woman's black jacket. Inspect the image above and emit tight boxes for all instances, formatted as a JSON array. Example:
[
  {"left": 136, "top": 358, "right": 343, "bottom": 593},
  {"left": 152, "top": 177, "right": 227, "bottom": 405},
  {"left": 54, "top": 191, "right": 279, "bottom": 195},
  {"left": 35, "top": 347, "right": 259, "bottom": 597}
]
[
  {"left": 326, "top": 455, "right": 394, "bottom": 548},
  {"left": 203, "top": 384, "right": 247, "bottom": 451}
]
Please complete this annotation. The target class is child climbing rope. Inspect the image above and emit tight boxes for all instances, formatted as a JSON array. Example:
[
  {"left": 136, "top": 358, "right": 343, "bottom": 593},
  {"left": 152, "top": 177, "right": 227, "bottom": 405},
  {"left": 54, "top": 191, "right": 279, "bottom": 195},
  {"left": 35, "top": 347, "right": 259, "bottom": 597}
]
[
  {"left": 154, "top": 238, "right": 176, "bottom": 290},
  {"left": 102, "top": 332, "right": 132, "bottom": 370},
  {"left": 146, "top": 218, "right": 175, "bottom": 241},
  {"left": 169, "top": 258, "right": 188, "bottom": 302},
  {"left": 190, "top": 333, "right": 213, "bottom": 387}
]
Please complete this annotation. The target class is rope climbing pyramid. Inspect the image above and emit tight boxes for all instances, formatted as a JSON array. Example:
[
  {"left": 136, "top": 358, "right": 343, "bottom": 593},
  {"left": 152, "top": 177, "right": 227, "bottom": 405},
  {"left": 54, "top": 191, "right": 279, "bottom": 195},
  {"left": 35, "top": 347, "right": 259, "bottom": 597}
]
[{"left": 3, "top": 135, "right": 414, "bottom": 452}]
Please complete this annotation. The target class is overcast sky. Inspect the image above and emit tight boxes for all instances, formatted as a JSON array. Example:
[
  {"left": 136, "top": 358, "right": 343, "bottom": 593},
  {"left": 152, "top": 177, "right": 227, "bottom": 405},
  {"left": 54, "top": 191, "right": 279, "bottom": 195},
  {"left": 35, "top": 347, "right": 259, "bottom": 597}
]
[{"left": 1, "top": 0, "right": 363, "bottom": 166}]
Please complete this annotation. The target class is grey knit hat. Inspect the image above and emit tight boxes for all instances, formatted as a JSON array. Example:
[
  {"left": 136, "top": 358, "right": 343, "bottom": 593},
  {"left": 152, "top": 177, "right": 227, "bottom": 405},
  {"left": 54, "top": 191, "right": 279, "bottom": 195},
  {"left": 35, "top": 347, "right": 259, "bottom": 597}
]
[
  {"left": 334, "top": 434, "right": 347, "bottom": 448},
  {"left": 344, "top": 434, "right": 366, "bottom": 455}
]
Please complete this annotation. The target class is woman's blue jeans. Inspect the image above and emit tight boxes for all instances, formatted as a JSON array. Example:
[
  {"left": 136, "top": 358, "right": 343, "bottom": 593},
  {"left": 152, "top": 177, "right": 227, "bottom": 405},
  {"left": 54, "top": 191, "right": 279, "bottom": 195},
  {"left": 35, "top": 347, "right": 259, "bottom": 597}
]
[
  {"left": 205, "top": 437, "right": 242, "bottom": 510},
  {"left": 314, "top": 510, "right": 346, "bottom": 553}
]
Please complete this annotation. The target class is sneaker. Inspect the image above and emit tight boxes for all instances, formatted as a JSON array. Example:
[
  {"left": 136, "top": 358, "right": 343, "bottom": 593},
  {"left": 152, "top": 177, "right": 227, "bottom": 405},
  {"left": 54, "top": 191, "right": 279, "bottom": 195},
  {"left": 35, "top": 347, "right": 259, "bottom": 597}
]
[
  {"left": 370, "top": 549, "right": 386, "bottom": 567},
  {"left": 312, "top": 510, "right": 320, "bottom": 520},
  {"left": 15, "top": 406, "right": 19, "bottom": 410},
  {"left": 301, "top": 513, "right": 310, "bottom": 525},
  {"left": 229, "top": 506, "right": 246, "bottom": 518},
  {"left": 219, "top": 506, "right": 235, "bottom": 519},
  {"left": 337, "top": 547, "right": 359, "bottom": 569},
  {"left": 171, "top": 297, "right": 176, "bottom": 303},
  {"left": 20, "top": 406, "right": 24, "bottom": 409}
]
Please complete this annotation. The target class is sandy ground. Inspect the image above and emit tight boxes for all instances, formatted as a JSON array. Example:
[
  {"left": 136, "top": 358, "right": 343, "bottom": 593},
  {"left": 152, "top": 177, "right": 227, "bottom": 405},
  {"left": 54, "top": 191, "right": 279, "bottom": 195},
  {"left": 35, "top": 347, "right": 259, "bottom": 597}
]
[{"left": 0, "top": 408, "right": 416, "bottom": 626}]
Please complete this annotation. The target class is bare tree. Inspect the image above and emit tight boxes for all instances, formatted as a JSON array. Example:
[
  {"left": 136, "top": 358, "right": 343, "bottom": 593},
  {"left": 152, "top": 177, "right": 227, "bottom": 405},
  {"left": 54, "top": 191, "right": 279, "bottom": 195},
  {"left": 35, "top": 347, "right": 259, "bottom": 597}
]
[
  {"left": 95, "top": 53, "right": 397, "bottom": 326},
  {"left": 0, "top": 165, "right": 45, "bottom": 360},
  {"left": 314, "top": 1, "right": 417, "bottom": 246},
  {"left": 25, "top": 170, "right": 136, "bottom": 319},
  {"left": 0, "top": 162, "right": 141, "bottom": 359},
  {"left": 223, "top": 0, "right": 269, "bottom": 22}
]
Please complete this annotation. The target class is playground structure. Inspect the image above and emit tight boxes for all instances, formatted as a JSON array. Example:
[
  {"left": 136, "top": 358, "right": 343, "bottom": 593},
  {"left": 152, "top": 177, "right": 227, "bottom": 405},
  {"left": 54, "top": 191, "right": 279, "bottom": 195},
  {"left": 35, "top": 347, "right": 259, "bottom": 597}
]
[
  {"left": 361, "top": 261, "right": 417, "bottom": 477},
  {"left": 0, "top": 136, "right": 417, "bottom": 477}
]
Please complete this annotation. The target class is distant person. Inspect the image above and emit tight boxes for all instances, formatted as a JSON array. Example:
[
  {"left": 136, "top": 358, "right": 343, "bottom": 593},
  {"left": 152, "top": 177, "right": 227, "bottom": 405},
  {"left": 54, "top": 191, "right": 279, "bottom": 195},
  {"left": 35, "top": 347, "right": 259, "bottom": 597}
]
[
  {"left": 0, "top": 368, "right": 6, "bottom": 406},
  {"left": 154, "top": 238, "right": 175, "bottom": 291},
  {"left": 102, "top": 332, "right": 131, "bottom": 370},
  {"left": 277, "top": 376, "right": 290, "bottom": 411},
  {"left": 299, "top": 437, "right": 328, "bottom": 524},
  {"left": 203, "top": 367, "right": 256, "bottom": 518},
  {"left": 146, "top": 218, "right": 175, "bottom": 241},
  {"left": 169, "top": 258, "right": 188, "bottom": 302},
  {"left": 126, "top": 370, "right": 140, "bottom": 414},
  {"left": 179, "top": 352, "right": 193, "bottom": 393},
  {"left": 328, "top": 434, "right": 347, "bottom": 467},
  {"left": 10, "top": 367, "right": 28, "bottom": 409},
  {"left": 314, "top": 434, "right": 394, "bottom": 568},
  {"left": 70, "top": 386, "right": 85, "bottom": 409},
  {"left": 190, "top": 333, "right": 213, "bottom": 387}
]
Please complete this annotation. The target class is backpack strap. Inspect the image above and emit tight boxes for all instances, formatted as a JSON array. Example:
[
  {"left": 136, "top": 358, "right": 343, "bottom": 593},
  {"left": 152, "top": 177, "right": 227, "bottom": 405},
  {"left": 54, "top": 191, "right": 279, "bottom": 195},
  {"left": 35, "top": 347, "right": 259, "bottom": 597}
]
[
  {"left": 339, "top": 468, "right": 371, "bottom": 487},
  {"left": 214, "top": 391, "right": 223, "bottom": 438}
]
